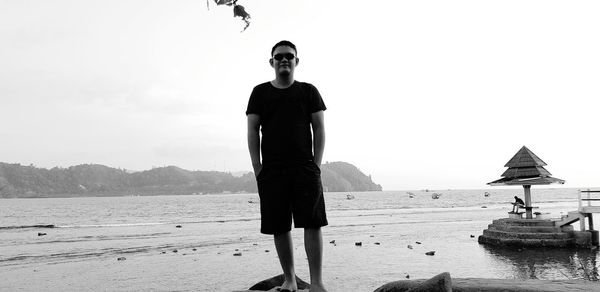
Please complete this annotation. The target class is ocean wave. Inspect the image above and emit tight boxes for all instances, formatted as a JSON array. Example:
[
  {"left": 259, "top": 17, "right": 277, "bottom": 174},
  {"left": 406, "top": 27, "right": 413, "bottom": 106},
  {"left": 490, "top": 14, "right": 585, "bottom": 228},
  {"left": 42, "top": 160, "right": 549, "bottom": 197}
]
[
  {"left": 328, "top": 200, "right": 577, "bottom": 214},
  {"left": 27, "top": 232, "right": 173, "bottom": 245},
  {"left": 1, "top": 219, "right": 261, "bottom": 231},
  {"left": 56, "top": 222, "right": 164, "bottom": 228},
  {"left": 53, "top": 218, "right": 260, "bottom": 229},
  {"left": 0, "top": 239, "right": 244, "bottom": 267},
  {"left": 0, "top": 224, "right": 55, "bottom": 230},
  {"left": 329, "top": 218, "right": 484, "bottom": 229},
  {"left": 199, "top": 217, "right": 259, "bottom": 224},
  {"left": 0, "top": 246, "right": 157, "bottom": 265}
]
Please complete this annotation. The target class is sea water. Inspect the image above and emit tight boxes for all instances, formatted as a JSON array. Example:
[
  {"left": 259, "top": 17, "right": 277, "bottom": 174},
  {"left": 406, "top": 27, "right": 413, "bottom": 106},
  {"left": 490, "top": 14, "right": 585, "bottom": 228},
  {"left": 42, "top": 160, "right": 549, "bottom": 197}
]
[{"left": 1, "top": 188, "right": 598, "bottom": 291}]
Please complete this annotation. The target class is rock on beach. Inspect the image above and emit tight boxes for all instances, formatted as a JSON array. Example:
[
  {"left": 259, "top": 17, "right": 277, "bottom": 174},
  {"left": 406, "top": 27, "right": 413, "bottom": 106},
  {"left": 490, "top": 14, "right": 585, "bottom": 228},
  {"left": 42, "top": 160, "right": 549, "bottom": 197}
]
[
  {"left": 234, "top": 273, "right": 600, "bottom": 292},
  {"left": 375, "top": 276, "right": 600, "bottom": 292}
]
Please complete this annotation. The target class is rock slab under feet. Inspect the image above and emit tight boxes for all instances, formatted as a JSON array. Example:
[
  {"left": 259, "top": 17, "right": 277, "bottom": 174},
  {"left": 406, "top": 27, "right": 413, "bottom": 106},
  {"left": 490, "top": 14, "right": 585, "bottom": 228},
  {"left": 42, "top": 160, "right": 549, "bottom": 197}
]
[{"left": 245, "top": 274, "right": 310, "bottom": 291}]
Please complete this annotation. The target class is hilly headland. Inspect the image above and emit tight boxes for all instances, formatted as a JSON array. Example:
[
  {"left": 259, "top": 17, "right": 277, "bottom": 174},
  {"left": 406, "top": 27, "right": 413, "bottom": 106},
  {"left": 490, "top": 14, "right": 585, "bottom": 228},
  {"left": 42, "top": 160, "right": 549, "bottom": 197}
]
[{"left": 0, "top": 161, "right": 382, "bottom": 198}]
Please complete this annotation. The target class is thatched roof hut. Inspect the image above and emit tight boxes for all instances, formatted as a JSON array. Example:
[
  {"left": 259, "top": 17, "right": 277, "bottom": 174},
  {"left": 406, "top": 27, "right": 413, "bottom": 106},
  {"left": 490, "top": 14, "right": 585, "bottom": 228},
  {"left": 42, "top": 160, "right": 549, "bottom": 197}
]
[{"left": 488, "top": 146, "right": 564, "bottom": 219}]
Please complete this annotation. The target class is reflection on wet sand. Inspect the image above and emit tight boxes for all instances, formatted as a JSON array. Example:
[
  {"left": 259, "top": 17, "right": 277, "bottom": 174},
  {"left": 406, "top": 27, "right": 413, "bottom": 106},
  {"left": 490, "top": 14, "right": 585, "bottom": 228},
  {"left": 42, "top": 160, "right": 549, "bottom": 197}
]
[{"left": 482, "top": 245, "right": 599, "bottom": 281}]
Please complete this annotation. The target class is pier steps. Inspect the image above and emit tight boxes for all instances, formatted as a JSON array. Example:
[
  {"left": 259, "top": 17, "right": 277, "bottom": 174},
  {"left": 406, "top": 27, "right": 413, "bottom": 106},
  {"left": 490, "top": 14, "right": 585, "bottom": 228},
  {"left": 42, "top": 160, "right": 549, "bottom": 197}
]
[
  {"left": 478, "top": 236, "right": 574, "bottom": 247},
  {"left": 553, "top": 211, "right": 585, "bottom": 227},
  {"left": 491, "top": 218, "right": 556, "bottom": 227},
  {"left": 479, "top": 218, "right": 576, "bottom": 248},
  {"left": 482, "top": 229, "right": 570, "bottom": 240},
  {"left": 488, "top": 224, "right": 562, "bottom": 233}
]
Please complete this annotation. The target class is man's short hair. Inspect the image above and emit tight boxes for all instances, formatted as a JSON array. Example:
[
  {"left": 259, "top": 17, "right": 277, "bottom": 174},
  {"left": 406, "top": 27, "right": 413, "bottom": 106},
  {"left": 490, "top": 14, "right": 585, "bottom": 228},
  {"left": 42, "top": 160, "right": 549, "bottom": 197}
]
[{"left": 271, "top": 40, "right": 297, "bottom": 56}]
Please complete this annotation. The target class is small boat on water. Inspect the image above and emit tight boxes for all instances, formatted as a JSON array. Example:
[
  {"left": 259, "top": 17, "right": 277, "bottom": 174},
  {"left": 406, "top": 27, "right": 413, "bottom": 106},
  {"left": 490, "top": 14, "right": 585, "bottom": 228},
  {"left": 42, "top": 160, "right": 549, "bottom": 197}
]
[
  {"left": 431, "top": 193, "right": 441, "bottom": 199},
  {"left": 484, "top": 191, "right": 491, "bottom": 197},
  {"left": 407, "top": 192, "right": 415, "bottom": 198},
  {"left": 346, "top": 194, "right": 355, "bottom": 200}
]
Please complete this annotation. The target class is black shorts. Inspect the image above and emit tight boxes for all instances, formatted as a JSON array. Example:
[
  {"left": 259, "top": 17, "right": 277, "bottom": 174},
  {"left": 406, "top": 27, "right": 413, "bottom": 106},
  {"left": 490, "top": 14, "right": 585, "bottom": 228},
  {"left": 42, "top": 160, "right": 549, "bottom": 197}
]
[{"left": 256, "top": 163, "right": 328, "bottom": 235}]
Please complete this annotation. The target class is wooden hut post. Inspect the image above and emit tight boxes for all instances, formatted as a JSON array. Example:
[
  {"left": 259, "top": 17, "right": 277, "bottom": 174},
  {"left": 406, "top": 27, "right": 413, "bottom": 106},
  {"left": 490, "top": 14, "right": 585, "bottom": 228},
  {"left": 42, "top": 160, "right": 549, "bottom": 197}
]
[{"left": 523, "top": 185, "right": 532, "bottom": 219}]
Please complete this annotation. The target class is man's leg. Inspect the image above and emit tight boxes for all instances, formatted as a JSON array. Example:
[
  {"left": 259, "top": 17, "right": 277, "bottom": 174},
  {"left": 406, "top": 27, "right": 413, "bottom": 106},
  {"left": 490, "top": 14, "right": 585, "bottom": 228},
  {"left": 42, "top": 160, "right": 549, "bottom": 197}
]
[
  {"left": 304, "top": 228, "right": 327, "bottom": 292},
  {"left": 274, "top": 231, "right": 297, "bottom": 291}
]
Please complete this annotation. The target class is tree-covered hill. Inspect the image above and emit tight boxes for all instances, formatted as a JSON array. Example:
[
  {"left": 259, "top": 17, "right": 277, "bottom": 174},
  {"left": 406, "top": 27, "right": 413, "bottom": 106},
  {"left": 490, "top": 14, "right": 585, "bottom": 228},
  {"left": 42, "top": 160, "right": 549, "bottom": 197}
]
[
  {"left": 321, "top": 161, "right": 382, "bottom": 192},
  {"left": 0, "top": 161, "right": 381, "bottom": 198}
]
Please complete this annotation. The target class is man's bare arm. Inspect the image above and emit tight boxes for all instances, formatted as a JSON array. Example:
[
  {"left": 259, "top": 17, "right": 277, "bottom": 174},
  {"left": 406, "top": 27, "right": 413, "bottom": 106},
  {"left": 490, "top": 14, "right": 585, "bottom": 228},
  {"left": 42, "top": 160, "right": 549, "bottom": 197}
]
[
  {"left": 247, "top": 114, "right": 262, "bottom": 176},
  {"left": 311, "top": 110, "right": 325, "bottom": 167}
]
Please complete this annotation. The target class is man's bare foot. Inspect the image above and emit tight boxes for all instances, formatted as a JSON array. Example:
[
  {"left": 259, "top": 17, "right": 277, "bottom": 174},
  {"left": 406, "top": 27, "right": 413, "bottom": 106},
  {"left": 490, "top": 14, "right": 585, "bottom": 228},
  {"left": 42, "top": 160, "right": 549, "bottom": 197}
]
[
  {"left": 309, "top": 283, "right": 327, "bottom": 292},
  {"left": 277, "top": 280, "right": 297, "bottom": 292}
]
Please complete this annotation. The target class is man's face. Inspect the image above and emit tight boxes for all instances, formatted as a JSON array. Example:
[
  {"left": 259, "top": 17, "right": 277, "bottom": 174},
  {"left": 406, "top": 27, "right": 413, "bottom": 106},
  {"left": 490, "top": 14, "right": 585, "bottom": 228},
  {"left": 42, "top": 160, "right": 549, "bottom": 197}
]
[{"left": 270, "top": 46, "right": 298, "bottom": 77}]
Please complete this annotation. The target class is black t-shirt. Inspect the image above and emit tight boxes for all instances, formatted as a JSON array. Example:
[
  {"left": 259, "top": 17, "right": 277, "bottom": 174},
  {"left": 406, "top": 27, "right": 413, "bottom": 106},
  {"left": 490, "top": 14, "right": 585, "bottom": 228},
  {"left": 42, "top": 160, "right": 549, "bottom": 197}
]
[{"left": 246, "top": 81, "right": 326, "bottom": 166}]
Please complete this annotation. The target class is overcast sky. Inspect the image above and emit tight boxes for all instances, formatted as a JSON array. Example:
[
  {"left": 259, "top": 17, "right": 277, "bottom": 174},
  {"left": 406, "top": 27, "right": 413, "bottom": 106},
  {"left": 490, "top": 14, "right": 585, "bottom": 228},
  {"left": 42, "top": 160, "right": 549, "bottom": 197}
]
[{"left": 1, "top": 0, "right": 599, "bottom": 190}]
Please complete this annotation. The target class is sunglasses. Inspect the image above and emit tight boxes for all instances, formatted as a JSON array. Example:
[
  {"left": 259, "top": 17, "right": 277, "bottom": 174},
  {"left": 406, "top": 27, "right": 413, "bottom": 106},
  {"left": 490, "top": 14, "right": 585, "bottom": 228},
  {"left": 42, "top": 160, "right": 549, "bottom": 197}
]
[{"left": 273, "top": 53, "right": 295, "bottom": 61}]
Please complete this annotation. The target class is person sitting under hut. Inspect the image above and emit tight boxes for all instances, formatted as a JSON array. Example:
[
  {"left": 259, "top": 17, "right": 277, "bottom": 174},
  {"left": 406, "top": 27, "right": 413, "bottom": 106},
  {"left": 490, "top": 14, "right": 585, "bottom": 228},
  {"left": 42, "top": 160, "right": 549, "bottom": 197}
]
[{"left": 511, "top": 196, "right": 525, "bottom": 212}]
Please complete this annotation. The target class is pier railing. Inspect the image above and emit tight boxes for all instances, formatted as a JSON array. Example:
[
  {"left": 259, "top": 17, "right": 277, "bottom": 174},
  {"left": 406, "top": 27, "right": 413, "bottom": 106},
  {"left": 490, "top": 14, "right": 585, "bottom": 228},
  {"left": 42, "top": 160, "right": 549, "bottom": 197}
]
[{"left": 578, "top": 189, "right": 600, "bottom": 213}]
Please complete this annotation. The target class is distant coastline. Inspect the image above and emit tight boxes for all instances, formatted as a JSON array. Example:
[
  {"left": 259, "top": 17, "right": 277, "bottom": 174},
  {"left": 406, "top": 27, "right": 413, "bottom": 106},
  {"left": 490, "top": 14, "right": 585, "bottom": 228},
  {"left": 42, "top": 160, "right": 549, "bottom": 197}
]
[{"left": 0, "top": 161, "right": 382, "bottom": 198}]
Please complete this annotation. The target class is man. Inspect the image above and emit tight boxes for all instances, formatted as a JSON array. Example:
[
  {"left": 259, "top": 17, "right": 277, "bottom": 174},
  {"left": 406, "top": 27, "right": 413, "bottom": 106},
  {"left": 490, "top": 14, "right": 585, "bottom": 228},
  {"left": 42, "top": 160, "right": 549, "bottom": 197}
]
[
  {"left": 512, "top": 195, "right": 525, "bottom": 212},
  {"left": 246, "top": 40, "right": 328, "bottom": 292}
]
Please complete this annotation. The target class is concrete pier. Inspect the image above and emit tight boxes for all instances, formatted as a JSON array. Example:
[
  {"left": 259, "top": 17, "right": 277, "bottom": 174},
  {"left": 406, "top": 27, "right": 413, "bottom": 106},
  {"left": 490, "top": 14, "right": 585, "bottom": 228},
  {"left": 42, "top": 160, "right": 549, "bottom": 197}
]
[
  {"left": 478, "top": 218, "right": 594, "bottom": 248},
  {"left": 480, "top": 189, "right": 600, "bottom": 248}
]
